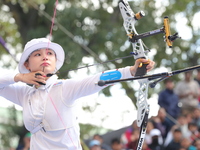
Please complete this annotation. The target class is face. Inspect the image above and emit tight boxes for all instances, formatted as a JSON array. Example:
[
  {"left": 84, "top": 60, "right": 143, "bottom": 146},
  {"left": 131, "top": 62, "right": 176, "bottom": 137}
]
[
  {"left": 90, "top": 145, "right": 101, "bottom": 150},
  {"left": 181, "top": 138, "right": 191, "bottom": 148},
  {"left": 24, "top": 49, "right": 56, "bottom": 74},
  {"left": 158, "top": 108, "right": 166, "bottom": 119},
  {"left": 111, "top": 143, "right": 123, "bottom": 150},
  {"left": 185, "top": 72, "right": 192, "bottom": 81},
  {"left": 147, "top": 121, "right": 154, "bottom": 133},
  {"left": 195, "top": 140, "right": 200, "bottom": 150},
  {"left": 173, "top": 131, "right": 182, "bottom": 141},
  {"left": 165, "top": 81, "right": 174, "bottom": 90},
  {"left": 93, "top": 135, "right": 103, "bottom": 144}
]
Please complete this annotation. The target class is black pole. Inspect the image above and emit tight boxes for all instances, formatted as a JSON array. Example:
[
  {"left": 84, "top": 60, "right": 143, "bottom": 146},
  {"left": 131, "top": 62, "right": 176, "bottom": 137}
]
[
  {"left": 130, "top": 28, "right": 164, "bottom": 43},
  {"left": 97, "top": 65, "right": 200, "bottom": 86}
]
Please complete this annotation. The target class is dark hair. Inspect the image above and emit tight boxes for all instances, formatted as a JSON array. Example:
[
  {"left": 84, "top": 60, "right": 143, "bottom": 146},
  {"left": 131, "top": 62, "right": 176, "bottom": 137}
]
[
  {"left": 188, "top": 122, "right": 197, "bottom": 128},
  {"left": 184, "top": 71, "right": 192, "bottom": 75},
  {"left": 111, "top": 138, "right": 120, "bottom": 144},
  {"left": 174, "top": 128, "right": 181, "bottom": 133},
  {"left": 93, "top": 134, "right": 102, "bottom": 139},
  {"left": 164, "top": 78, "right": 173, "bottom": 84}
]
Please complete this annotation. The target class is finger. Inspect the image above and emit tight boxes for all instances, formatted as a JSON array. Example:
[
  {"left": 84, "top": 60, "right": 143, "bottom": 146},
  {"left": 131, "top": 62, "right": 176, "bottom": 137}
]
[
  {"left": 33, "top": 74, "right": 46, "bottom": 83},
  {"left": 32, "top": 79, "right": 44, "bottom": 85},
  {"left": 36, "top": 81, "right": 46, "bottom": 85},
  {"left": 35, "top": 71, "right": 46, "bottom": 77},
  {"left": 35, "top": 75, "right": 45, "bottom": 80},
  {"left": 32, "top": 81, "right": 43, "bottom": 86},
  {"left": 27, "top": 79, "right": 41, "bottom": 86},
  {"left": 34, "top": 78, "right": 46, "bottom": 85},
  {"left": 135, "top": 59, "right": 150, "bottom": 68},
  {"left": 146, "top": 61, "right": 155, "bottom": 71},
  {"left": 34, "top": 82, "right": 41, "bottom": 86},
  {"left": 137, "top": 58, "right": 150, "bottom": 63}
]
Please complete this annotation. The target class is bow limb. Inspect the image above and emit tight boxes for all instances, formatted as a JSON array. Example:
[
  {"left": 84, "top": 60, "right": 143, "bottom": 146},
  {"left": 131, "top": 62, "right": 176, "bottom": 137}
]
[
  {"left": 119, "top": 1, "right": 148, "bottom": 60},
  {"left": 0, "top": 36, "right": 18, "bottom": 63}
]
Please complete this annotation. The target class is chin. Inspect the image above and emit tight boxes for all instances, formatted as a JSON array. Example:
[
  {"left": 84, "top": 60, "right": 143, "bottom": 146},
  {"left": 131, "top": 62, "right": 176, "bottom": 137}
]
[{"left": 44, "top": 69, "right": 55, "bottom": 74}]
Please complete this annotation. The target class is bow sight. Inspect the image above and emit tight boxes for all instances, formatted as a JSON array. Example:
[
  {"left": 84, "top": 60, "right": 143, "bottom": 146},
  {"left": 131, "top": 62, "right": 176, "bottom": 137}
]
[
  {"left": 128, "top": 16, "right": 180, "bottom": 48},
  {"left": 120, "top": 1, "right": 180, "bottom": 49}
]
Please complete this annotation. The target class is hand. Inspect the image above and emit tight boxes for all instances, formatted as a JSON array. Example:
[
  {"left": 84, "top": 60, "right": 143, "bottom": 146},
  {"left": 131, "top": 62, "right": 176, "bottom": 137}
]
[
  {"left": 130, "top": 59, "right": 155, "bottom": 76},
  {"left": 14, "top": 71, "right": 46, "bottom": 86}
]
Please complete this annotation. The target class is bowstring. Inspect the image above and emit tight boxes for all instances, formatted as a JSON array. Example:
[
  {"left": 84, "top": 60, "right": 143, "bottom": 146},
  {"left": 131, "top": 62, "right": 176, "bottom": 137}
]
[
  {"left": 56, "top": 54, "right": 135, "bottom": 74},
  {"left": 45, "top": 0, "right": 78, "bottom": 149}
]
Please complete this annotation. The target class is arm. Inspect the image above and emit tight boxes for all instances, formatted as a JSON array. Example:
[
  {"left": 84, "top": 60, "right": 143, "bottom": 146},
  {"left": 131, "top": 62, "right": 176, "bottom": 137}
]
[
  {"left": 62, "top": 59, "right": 155, "bottom": 104},
  {"left": 0, "top": 70, "right": 46, "bottom": 105},
  {"left": 62, "top": 67, "right": 133, "bottom": 103},
  {"left": 14, "top": 71, "right": 46, "bottom": 86},
  {"left": 175, "top": 81, "right": 199, "bottom": 99},
  {"left": 0, "top": 71, "right": 16, "bottom": 88},
  {"left": 0, "top": 71, "right": 23, "bottom": 105},
  {"left": 158, "top": 91, "right": 167, "bottom": 108}
]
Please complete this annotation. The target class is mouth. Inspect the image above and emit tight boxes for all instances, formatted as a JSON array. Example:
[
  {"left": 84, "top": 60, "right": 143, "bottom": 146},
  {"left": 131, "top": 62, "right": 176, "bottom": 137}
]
[{"left": 41, "top": 62, "right": 50, "bottom": 66}]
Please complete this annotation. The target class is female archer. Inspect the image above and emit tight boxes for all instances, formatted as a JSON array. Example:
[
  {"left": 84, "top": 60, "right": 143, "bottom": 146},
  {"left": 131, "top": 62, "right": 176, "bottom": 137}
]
[{"left": 0, "top": 37, "right": 155, "bottom": 149}]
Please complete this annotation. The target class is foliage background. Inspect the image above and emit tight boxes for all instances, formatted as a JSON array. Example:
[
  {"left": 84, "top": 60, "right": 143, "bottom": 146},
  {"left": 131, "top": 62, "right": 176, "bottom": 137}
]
[{"left": 0, "top": 0, "right": 200, "bottom": 149}]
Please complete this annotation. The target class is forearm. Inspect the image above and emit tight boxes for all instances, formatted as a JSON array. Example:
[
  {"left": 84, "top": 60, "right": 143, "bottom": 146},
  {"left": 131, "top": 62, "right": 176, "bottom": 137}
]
[
  {"left": 0, "top": 72, "right": 23, "bottom": 106},
  {"left": 14, "top": 73, "right": 24, "bottom": 82},
  {"left": 63, "top": 67, "right": 133, "bottom": 104},
  {"left": 0, "top": 71, "right": 17, "bottom": 88},
  {"left": 179, "top": 92, "right": 198, "bottom": 99}
]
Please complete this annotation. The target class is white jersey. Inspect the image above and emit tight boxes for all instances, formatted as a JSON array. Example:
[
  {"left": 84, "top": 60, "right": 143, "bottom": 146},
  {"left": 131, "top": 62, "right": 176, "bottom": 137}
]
[{"left": 0, "top": 67, "right": 132, "bottom": 149}]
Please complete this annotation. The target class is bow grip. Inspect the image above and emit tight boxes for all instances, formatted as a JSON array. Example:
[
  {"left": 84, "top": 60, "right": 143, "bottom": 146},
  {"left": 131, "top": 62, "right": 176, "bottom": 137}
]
[{"left": 135, "top": 60, "right": 149, "bottom": 77}]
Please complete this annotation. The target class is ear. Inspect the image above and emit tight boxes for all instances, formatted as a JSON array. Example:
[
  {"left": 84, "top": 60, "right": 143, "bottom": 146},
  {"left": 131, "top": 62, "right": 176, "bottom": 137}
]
[{"left": 24, "top": 61, "right": 30, "bottom": 71}]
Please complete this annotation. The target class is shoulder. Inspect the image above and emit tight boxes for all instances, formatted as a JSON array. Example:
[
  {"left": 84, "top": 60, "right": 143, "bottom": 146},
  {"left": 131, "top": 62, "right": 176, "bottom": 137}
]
[
  {"left": 159, "top": 90, "right": 167, "bottom": 96},
  {"left": 192, "top": 80, "right": 200, "bottom": 86}
]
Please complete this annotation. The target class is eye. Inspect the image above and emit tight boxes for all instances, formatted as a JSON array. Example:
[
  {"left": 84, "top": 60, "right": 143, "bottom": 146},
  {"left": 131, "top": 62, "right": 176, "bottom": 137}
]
[
  {"left": 47, "top": 51, "right": 53, "bottom": 55},
  {"left": 47, "top": 50, "right": 55, "bottom": 56},
  {"left": 34, "top": 53, "right": 41, "bottom": 56}
]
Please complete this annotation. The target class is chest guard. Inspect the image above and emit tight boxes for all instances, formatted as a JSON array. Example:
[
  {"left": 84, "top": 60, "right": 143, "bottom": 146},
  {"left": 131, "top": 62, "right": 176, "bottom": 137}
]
[{"left": 23, "top": 81, "right": 78, "bottom": 133}]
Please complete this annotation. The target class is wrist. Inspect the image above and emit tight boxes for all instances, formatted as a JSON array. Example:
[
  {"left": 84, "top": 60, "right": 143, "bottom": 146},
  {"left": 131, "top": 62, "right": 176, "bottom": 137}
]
[
  {"left": 14, "top": 73, "right": 23, "bottom": 82},
  {"left": 130, "top": 66, "right": 136, "bottom": 76}
]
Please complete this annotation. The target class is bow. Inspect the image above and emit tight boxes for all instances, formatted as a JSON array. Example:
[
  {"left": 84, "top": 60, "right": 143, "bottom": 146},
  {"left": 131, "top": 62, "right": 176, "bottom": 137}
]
[
  {"left": 0, "top": 36, "right": 18, "bottom": 63},
  {"left": 118, "top": 0, "right": 179, "bottom": 149},
  {"left": 118, "top": 1, "right": 150, "bottom": 149}
]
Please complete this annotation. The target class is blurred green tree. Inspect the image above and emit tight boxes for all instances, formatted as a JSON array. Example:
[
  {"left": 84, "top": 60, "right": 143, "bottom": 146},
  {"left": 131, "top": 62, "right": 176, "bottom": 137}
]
[{"left": 0, "top": 0, "right": 200, "bottom": 148}]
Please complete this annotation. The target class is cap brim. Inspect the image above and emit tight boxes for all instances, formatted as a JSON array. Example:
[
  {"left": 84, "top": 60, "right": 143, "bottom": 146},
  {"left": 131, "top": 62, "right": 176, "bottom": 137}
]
[{"left": 18, "top": 42, "right": 65, "bottom": 73}]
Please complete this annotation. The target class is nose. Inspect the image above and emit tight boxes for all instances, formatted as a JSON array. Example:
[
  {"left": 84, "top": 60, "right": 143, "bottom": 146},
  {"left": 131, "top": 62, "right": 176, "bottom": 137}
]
[
  {"left": 42, "top": 54, "right": 48, "bottom": 61},
  {"left": 42, "top": 50, "right": 49, "bottom": 60}
]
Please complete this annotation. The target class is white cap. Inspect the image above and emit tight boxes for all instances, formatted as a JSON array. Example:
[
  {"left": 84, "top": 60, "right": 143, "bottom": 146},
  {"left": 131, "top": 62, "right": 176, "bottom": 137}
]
[
  {"left": 18, "top": 38, "right": 65, "bottom": 73},
  {"left": 150, "top": 129, "right": 161, "bottom": 137},
  {"left": 150, "top": 129, "right": 163, "bottom": 144}
]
